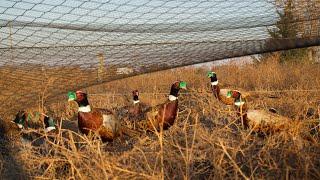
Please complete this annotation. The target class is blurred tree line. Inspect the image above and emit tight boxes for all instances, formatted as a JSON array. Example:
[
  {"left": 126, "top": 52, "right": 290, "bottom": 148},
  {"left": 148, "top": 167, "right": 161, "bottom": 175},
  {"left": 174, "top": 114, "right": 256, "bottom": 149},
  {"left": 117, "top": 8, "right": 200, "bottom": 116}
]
[{"left": 253, "top": 0, "right": 319, "bottom": 64}]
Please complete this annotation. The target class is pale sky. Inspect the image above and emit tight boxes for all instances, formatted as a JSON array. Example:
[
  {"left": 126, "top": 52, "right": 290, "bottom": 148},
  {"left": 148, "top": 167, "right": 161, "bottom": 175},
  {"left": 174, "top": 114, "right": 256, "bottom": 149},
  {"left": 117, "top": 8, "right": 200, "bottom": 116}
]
[
  {"left": 0, "top": 0, "right": 278, "bottom": 67},
  {"left": 1, "top": 0, "right": 276, "bottom": 25},
  {"left": 0, "top": 0, "right": 277, "bottom": 47}
]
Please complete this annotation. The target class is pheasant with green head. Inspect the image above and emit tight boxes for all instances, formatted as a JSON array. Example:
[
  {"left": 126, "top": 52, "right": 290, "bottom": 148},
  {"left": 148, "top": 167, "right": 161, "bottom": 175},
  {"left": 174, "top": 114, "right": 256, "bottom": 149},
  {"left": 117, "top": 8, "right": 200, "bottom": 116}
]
[
  {"left": 13, "top": 110, "right": 56, "bottom": 133},
  {"left": 68, "top": 90, "right": 140, "bottom": 141},
  {"left": 116, "top": 90, "right": 150, "bottom": 130},
  {"left": 227, "top": 90, "right": 249, "bottom": 127},
  {"left": 207, "top": 71, "right": 234, "bottom": 105},
  {"left": 137, "top": 81, "right": 187, "bottom": 131}
]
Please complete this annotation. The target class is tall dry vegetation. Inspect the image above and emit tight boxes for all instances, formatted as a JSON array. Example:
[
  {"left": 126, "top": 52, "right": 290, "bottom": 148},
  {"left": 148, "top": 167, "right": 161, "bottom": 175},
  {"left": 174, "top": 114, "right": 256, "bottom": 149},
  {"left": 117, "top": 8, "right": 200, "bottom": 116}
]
[{"left": 1, "top": 57, "right": 320, "bottom": 179}]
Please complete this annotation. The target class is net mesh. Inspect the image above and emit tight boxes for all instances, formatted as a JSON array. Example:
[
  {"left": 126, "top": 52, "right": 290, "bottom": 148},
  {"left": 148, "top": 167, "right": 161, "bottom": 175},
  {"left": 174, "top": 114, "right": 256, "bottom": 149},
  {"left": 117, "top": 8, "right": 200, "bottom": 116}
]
[{"left": 0, "top": 0, "right": 320, "bottom": 115}]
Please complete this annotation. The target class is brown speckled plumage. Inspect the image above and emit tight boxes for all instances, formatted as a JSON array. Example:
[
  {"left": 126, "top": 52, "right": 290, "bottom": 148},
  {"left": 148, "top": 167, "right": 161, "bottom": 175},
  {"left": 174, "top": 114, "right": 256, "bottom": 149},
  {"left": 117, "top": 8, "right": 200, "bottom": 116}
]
[
  {"left": 128, "top": 90, "right": 150, "bottom": 120},
  {"left": 137, "top": 81, "right": 185, "bottom": 131},
  {"left": 145, "top": 100, "right": 178, "bottom": 130},
  {"left": 208, "top": 73, "right": 234, "bottom": 105},
  {"left": 229, "top": 90, "right": 249, "bottom": 128},
  {"left": 213, "top": 86, "right": 235, "bottom": 105},
  {"left": 246, "top": 109, "right": 290, "bottom": 132},
  {"left": 73, "top": 91, "right": 122, "bottom": 141}
]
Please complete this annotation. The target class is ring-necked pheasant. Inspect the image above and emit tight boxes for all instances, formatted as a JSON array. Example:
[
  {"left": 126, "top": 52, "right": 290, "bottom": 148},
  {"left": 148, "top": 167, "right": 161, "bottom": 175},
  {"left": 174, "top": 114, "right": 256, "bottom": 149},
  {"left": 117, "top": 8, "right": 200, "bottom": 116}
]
[
  {"left": 128, "top": 90, "right": 150, "bottom": 120},
  {"left": 245, "top": 109, "right": 291, "bottom": 132},
  {"left": 116, "top": 90, "right": 150, "bottom": 129},
  {"left": 227, "top": 90, "right": 249, "bottom": 127},
  {"left": 68, "top": 90, "right": 139, "bottom": 142},
  {"left": 137, "top": 81, "right": 187, "bottom": 131},
  {"left": 207, "top": 71, "right": 234, "bottom": 105},
  {"left": 13, "top": 110, "right": 56, "bottom": 132}
]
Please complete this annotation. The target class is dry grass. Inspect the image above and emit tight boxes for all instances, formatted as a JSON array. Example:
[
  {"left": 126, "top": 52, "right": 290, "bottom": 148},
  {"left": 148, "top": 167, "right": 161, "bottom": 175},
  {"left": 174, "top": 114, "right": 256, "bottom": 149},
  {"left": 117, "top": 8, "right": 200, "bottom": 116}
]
[{"left": 1, "top": 57, "right": 320, "bottom": 179}]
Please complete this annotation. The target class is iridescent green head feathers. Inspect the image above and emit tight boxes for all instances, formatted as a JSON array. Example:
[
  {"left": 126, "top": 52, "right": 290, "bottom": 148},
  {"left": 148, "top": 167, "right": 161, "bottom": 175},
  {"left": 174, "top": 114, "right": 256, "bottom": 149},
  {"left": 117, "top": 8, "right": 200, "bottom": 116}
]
[
  {"left": 68, "top": 91, "right": 76, "bottom": 101},
  {"left": 179, "top": 81, "right": 187, "bottom": 89},
  {"left": 207, "top": 71, "right": 216, "bottom": 78},
  {"left": 227, "top": 91, "right": 232, "bottom": 98}
]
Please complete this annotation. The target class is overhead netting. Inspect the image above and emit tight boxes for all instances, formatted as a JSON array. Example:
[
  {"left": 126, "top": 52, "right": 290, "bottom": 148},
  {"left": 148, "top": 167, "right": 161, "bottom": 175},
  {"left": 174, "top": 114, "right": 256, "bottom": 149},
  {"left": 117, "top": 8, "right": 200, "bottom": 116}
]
[{"left": 0, "top": 0, "right": 320, "bottom": 116}]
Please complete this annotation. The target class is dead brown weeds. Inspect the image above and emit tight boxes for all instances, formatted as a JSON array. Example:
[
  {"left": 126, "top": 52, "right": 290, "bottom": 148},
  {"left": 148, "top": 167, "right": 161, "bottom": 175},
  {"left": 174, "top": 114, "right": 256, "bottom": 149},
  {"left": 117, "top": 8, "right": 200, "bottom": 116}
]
[{"left": 1, "top": 58, "right": 320, "bottom": 179}]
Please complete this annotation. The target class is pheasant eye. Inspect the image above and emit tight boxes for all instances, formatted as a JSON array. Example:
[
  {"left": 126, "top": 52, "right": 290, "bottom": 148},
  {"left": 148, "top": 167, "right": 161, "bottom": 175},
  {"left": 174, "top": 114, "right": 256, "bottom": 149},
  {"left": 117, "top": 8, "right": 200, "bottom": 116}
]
[
  {"left": 132, "top": 90, "right": 138, "bottom": 96},
  {"left": 76, "top": 93, "right": 84, "bottom": 100}
]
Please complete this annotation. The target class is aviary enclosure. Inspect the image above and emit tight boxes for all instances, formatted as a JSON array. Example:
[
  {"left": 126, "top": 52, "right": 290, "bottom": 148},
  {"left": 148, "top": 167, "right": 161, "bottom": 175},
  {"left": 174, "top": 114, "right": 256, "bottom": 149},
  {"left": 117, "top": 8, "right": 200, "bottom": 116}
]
[{"left": 0, "top": 0, "right": 320, "bottom": 179}]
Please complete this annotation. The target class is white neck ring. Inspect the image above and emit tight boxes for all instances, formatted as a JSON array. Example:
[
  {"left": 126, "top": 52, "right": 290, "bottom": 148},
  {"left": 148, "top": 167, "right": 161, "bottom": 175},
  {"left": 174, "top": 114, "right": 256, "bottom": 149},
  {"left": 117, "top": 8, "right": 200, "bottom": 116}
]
[
  {"left": 45, "top": 126, "right": 56, "bottom": 132},
  {"left": 211, "top": 80, "right": 218, "bottom": 86},
  {"left": 169, "top": 95, "right": 178, "bottom": 101},
  {"left": 78, "top": 105, "right": 91, "bottom": 112},
  {"left": 235, "top": 101, "right": 245, "bottom": 107}
]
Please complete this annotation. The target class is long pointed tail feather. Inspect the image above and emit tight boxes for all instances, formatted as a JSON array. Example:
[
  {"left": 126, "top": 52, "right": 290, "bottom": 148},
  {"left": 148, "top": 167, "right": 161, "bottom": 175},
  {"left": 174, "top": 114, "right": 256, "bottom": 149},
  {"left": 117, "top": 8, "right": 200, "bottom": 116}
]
[{"left": 120, "top": 126, "right": 143, "bottom": 137}]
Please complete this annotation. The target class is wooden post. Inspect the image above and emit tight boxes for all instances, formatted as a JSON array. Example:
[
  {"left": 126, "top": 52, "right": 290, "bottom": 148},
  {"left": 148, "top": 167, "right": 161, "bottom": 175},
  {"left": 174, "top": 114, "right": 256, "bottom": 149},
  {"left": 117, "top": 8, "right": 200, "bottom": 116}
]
[
  {"left": 97, "top": 53, "right": 105, "bottom": 81},
  {"left": 9, "top": 21, "right": 14, "bottom": 62}
]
